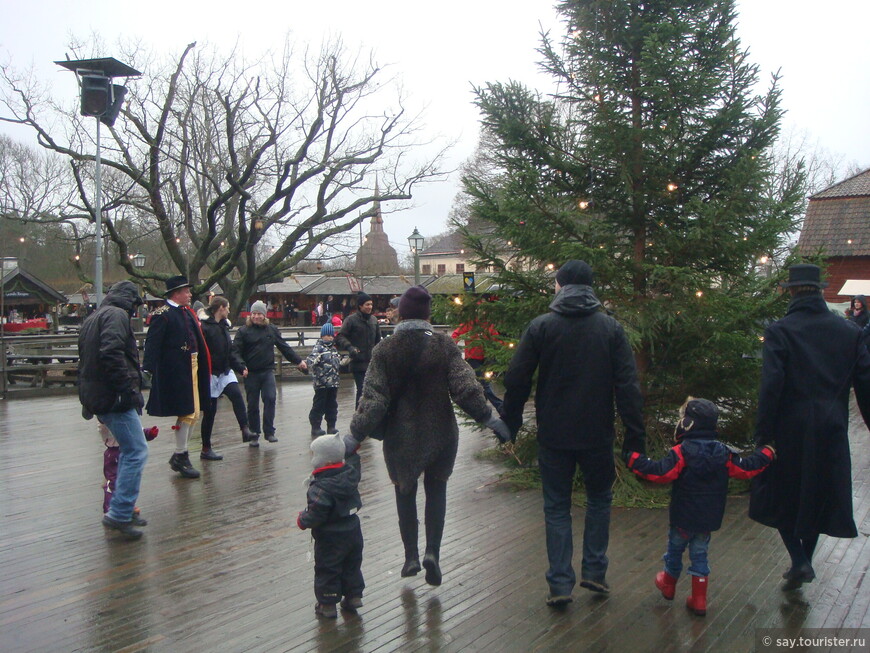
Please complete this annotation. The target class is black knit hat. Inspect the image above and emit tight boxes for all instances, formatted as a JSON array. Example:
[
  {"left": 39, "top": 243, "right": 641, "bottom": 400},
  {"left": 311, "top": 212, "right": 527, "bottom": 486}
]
[
  {"left": 398, "top": 285, "right": 431, "bottom": 320},
  {"left": 357, "top": 291, "right": 372, "bottom": 307},
  {"left": 556, "top": 260, "right": 593, "bottom": 287}
]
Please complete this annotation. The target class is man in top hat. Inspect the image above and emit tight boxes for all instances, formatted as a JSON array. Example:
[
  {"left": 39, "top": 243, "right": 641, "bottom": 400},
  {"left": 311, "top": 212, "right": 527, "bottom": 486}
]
[
  {"left": 143, "top": 276, "right": 212, "bottom": 479},
  {"left": 336, "top": 291, "right": 382, "bottom": 407},
  {"left": 501, "top": 260, "right": 646, "bottom": 605},
  {"left": 750, "top": 263, "right": 870, "bottom": 591}
]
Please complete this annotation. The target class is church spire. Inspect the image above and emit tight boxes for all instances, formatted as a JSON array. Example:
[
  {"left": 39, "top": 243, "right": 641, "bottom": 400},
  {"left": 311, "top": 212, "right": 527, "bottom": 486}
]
[{"left": 371, "top": 179, "right": 384, "bottom": 232}]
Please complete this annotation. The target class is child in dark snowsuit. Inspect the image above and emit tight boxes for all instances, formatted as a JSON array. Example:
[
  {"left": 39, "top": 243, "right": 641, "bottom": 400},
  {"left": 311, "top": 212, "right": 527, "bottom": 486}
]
[
  {"left": 306, "top": 323, "right": 341, "bottom": 437},
  {"left": 625, "top": 397, "right": 775, "bottom": 616},
  {"left": 297, "top": 433, "right": 365, "bottom": 618}
]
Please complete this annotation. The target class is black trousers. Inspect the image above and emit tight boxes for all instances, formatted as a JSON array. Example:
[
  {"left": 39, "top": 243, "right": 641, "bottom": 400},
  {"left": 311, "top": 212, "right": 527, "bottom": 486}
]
[
  {"left": 245, "top": 369, "right": 276, "bottom": 436},
  {"left": 309, "top": 386, "right": 338, "bottom": 428},
  {"left": 352, "top": 370, "right": 366, "bottom": 408},
  {"left": 200, "top": 382, "right": 248, "bottom": 449},
  {"left": 313, "top": 521, "right": 365, "bottom": 604}
]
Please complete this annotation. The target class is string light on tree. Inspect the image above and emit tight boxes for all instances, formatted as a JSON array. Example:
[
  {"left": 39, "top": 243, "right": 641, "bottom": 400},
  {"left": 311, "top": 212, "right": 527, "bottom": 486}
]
[{"left": 667, "top": 182, "right": 679, "bottom": 192}]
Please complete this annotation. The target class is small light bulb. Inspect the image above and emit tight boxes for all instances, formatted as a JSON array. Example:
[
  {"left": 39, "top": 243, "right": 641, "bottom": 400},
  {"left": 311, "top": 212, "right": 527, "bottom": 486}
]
[
  {"left": 667, "top": 183, "right": 678, "bottom": 192},
  {"left": 695, "top": 290, "right": 703, "bottom": 298},
  {"left": 484, "top": 371, "right": 494, "bottom": 380},
  {"left": 453, "top": 297, "right": 462, "bottom": 305},
  {"left": 578, "top": 199, "right": 589, "bottom": 210}
]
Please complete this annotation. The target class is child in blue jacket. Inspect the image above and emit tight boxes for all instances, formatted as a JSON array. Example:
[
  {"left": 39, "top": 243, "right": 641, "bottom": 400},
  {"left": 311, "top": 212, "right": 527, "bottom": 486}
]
[{"left": 625, "top": 397, "right": 775, "bottom": 616}]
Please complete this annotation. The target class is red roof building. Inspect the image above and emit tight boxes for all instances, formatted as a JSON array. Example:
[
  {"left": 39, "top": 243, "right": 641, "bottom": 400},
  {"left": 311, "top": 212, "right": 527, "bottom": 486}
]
[{"left": 797, "top": 168, "right": 870, "bottom": 302}]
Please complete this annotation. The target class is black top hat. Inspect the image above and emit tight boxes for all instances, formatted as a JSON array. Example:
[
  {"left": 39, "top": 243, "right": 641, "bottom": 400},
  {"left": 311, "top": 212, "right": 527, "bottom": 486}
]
[
  {"left": 164, "top": 275, "right": 192, "bottom": 296},
  {"left": 780, "top": 264, "right": 827, "bottom": 288}
]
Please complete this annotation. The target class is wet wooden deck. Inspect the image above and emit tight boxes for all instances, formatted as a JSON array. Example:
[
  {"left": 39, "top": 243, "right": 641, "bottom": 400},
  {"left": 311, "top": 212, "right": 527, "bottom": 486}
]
[{"left": 0, "top": 386, "right": 868, "bottom": 652}]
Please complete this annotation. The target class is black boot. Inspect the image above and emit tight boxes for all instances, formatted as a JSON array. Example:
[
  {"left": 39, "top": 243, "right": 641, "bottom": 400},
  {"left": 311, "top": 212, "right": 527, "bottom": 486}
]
[
  {"left": 423, "top": 551, "right": 442, "bottom": 586},
  {"left": 311, "top": 425, "right": 326, "bottom": 437},
  {"left": 241, "top": 425, "right": 256, "bottom": 443},
  {"left": 169, "top": 452, "right": 201, "bottom": 479},
  {"left": 396, "top": 485, "right": 420, "bottom": 576},
  {"left": 326, "top": 424, "right": 338, "bottom": 435}
]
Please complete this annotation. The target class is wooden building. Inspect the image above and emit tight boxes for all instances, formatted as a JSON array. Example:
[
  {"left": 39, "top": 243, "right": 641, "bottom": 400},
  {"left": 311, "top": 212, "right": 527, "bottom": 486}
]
[{"left": 797, "top": 168, "right": 870, "bottom": 302}]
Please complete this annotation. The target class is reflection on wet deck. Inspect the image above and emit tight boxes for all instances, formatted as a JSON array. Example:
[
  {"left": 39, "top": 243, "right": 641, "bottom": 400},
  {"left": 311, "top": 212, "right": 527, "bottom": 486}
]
[{"left": 1, "top": 386, "right": 867, "bottom": 651}]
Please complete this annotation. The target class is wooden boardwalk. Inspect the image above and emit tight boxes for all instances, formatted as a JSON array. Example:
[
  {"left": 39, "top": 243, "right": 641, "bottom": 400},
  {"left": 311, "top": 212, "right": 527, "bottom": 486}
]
[{"left": 0, "top": 386, "right": 867, "bottom": 652}]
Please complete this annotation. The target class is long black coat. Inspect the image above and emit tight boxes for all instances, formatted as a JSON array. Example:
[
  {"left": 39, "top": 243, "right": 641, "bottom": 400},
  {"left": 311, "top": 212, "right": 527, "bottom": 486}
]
[
  {"left": 501, "top": 284, "right": 646, "bottom": 453},
  {"left": 750, "top": 294, "right": 870, "bottom": 538},
  {"left": 349, "top": 321, "right": 492, "bottom": 492},
  {"left": 78, "top": 281, "right": 143, "bottom": 416},
  {"left": 143, "top": 302, "right": 211, "bottom": 417}
]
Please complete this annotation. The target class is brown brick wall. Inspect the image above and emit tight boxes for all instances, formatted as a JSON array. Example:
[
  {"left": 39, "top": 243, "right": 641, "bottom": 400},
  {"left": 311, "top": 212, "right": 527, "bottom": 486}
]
[{"left": 823, "top": 256, "right": 870, "bottom": 301}]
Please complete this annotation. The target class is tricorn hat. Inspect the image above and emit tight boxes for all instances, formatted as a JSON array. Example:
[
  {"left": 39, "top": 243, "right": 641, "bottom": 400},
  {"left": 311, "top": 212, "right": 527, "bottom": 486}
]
[
  {"left": 164, "top": 275, "right": 192, "bottom": 296},
  {"left": 780, "top": 264, "right": 827, "bottom": 289}
]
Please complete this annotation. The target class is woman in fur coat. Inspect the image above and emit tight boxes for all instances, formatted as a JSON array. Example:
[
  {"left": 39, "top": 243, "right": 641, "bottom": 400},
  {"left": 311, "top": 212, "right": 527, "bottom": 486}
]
[{"left": 349, "top": 286, "right": 510, "bottom": 586}]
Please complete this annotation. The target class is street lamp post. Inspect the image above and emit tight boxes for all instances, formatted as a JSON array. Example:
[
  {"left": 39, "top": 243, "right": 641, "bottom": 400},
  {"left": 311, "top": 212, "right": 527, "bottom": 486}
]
[
  {"left": 408, "top": 227, "right": 425, "bottom": 286},
  {"left": 56, "top": 57, "right": 141, "bottom": 307},
  {"left": 131, "top": 250, "right": 146, "bottom": 296}
]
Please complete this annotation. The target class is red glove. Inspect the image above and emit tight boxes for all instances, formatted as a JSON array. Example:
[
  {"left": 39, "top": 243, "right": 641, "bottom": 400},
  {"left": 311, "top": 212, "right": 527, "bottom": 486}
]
[
  {"left": 297, "top": 512, "right": 306, "bottom": 530},
  {"left": 143, "top": 426, "right": 159, "bottom": 441}
]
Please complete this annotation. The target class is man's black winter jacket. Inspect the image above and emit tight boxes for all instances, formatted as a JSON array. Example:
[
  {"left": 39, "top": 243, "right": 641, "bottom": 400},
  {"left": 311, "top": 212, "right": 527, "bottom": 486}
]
[
  {"left": 233, "top": 321, "right": 301, "bottom": 372},
  {"left": 502, "top": 284, "right": 646, "bottom": 452}
]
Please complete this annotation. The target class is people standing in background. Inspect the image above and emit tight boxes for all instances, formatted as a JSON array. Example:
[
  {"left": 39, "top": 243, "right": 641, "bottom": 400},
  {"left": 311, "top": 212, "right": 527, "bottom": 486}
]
[{"left": 336, "top": 291, "right": 382, "bottom": 407}]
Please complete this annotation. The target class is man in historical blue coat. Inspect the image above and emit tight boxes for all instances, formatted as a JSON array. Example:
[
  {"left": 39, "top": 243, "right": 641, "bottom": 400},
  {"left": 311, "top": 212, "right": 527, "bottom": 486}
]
[{"left": 143, "top": 276, "right": 212, "bottom": 479}]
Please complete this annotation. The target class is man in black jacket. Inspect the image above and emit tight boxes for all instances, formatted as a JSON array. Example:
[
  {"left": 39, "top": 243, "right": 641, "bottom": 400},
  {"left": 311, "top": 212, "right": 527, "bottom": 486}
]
[
  {"left": 750, "top": 264, "right": 870, "bottom": 591},
  {"left": 234, "top": 300, "right": 307, "bottom": 446},
  {"left": 143, "top": 276, "right": 211, "bottom": 479},
  {"left": 336, "top": 291, "right": 382, "bottom": 407},
  {"left": 79, "top": 281, "right": 148, "bottom": 540},
  {"left": 502, "top": 260, "right": 646, "bottom": 605}
]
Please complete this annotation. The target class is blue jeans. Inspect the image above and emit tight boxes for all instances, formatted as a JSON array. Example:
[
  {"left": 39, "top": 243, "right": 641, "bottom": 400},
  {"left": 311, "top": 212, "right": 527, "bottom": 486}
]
[
  {"left": 98, "top": 409, "right": 148, "bottom": 522},
  {"left": 663, "top": 526, "right": 711, "bottom": 578},
  {"left": 538, "top": 444, "right": 615, "bottom": 595}
]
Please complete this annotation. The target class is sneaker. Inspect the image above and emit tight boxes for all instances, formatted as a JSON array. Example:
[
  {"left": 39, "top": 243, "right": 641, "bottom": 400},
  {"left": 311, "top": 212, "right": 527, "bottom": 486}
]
[
  {"left": 130, "top": 514, "right": 148, "bottom": 527},
  {"left": 311, "top": 427, "right": 326, "bottom": 437},
  {"left": 264, "top": 433, "right": 278, "bottom": 443},
  {"left": 340, "top": 596, "right": 363, "bottom": 613},
  {"left": 169, "top": 452, "right": 201, "bottom": 479},
  {"left": 102, "top": 515, "right": 143, "bottom": 540},
  {"left": 200, "top": 449, "right": 223, "bottom": 461},
  {"left": 314, "top": 603, "right": 337, "bottom": 618},
  {"left": 580, "top": 578, "right": 610, "bottom": 594},
  {"left": 546, "top": 594, "right": 573, "bottom": 607}
]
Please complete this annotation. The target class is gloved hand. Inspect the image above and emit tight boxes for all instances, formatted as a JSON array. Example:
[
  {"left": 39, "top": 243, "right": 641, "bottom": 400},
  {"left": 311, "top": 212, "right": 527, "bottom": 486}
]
[
  {"left": 485, "top": 414, "right": 513, "bottom": 444},
  {"left": 116, "top": 389, "right": 144, "bottom": 412},
  {"left": 143, "top": 426, "right": 159, "bottom": 442},
  {"left": 348, "top": 346, "right": 360, "bottom": 360},
  {"left": 343, "top": 433, "right": 361, "bottom": 457}
]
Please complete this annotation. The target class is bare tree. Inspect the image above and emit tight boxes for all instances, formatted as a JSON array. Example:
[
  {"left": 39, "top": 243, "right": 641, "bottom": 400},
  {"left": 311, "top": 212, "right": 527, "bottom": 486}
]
[{"left": 1, "top": 38, "right": 446, "bottom": 313}]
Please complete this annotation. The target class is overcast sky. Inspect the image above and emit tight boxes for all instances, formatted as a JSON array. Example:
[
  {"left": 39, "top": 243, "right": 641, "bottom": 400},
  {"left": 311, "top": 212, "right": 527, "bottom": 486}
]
[{"left": 1, "top": 0, "right": 868, "bottom": 254}]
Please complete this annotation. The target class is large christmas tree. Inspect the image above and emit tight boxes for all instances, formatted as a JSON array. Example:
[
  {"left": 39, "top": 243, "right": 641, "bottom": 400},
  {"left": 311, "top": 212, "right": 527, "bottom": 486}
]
[{"left": 460, "top": 0, "right": 806, "bottom": 441}]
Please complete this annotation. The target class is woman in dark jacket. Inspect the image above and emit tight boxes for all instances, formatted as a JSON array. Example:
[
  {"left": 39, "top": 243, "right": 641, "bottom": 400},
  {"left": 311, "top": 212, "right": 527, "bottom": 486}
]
[
  {"left": 199, "top": 297, "right": 254, "bottom": 459},
  {"left": 845, "top": 295, "right": 869, "bottom": 328},
  {"left": 348, "top": 286, "right": 509, "bottom": 586}
]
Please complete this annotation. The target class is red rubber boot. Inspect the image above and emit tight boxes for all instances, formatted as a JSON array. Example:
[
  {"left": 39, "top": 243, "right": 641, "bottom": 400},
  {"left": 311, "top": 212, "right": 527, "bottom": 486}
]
[
  {"left": 655, "top": 571, "right": 678, "bottom": 600},
  {"left": 686, "top": 575, "right": 708, "bottom": 616}
]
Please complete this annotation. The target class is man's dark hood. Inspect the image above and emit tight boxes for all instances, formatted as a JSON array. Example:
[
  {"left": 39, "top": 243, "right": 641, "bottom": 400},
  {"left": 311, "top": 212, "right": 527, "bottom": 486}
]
[
  {"left": 101, "top": 280, "right": 142, "bottom": 313},
  {"left": 549, "top": 284, "right": 602, "bottom": 317}
]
